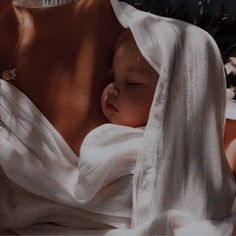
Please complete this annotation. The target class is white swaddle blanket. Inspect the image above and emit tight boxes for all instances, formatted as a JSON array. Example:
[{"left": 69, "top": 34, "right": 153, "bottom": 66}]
[
  {"left": 1, "top": 0, "right": 236, "bottom": 235},
  {"left": 0, "top": 80, "right": 144, "bottom": 233},
  {"left": 109, "top": 0, "right": 236, "bottom": 235}
]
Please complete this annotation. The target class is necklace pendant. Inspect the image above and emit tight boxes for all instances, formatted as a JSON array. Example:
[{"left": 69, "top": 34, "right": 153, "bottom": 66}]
[{"left": 1, "top": 66, "right": 17, "bottom": 81}]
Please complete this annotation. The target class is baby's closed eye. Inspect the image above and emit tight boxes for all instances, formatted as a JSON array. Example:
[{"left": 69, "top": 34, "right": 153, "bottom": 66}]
[{"left": 126, "top": 81, "right": 142, "bottom": 86}]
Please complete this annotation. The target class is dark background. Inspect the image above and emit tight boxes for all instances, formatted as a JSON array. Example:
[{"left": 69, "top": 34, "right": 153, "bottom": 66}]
[
  {"left": 121, "top": 0, "right": 236, "bottom": 87},
  {"left": 121, "top": 0, "right": 236, "bottom": 60}
]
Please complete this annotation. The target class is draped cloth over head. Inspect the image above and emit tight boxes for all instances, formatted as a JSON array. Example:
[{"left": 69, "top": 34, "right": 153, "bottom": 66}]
[{"left": 109, "top": 0, "right": 236, "bottom": 233}]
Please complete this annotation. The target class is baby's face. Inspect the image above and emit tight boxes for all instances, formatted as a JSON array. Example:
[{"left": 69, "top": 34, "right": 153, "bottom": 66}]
[{"left": 101, "top": 36, "right": 158, "bottom": 127}]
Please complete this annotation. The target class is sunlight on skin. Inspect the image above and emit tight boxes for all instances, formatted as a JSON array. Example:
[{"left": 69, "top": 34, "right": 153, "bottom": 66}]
[
  {"left": 13, "top": 7, "right": 36, "bottom": 50},
  {"left": 225, "top": 138, "right": 236, "bottom": 173},
  {"left": 73, "top": 34, "right": 98, "bottom": 102}
]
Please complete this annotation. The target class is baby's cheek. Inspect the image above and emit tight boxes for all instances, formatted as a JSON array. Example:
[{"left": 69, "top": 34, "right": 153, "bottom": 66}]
[
  {"left": 127, "top": 105, "right": 149, "bottom": 126},
  {"left": 137, "top": 99, "right": 153, "bottom": 119}
]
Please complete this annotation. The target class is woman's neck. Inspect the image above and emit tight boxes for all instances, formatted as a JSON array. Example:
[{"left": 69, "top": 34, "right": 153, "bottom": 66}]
[
  {"left": 0, "top": 3, "right": 74, "bottom": 73},
  {"left": 0, "top": 5, "right": 19, "bottom": 68}
]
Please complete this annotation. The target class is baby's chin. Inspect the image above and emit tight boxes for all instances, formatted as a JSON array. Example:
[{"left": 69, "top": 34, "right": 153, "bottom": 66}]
[
  {"left": 103, "top": 106, "right": 146, "bottom": 127},
  {"left": 109, "top": 116, "right": 145, "bottom": 128}
]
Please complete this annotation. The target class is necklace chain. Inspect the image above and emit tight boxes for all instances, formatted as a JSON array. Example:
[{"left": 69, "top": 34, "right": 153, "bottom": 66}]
[{"left": 0, "top": 7, "right": 25, "bottom": 81}]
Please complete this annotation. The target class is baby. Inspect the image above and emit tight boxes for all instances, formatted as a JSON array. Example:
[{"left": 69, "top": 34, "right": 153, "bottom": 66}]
[
  {"left": 77, "top": 30, "right": 159, "bottom": 201},
  {"left": 101, "top": 29, "right": 159, "bottom": 127}
]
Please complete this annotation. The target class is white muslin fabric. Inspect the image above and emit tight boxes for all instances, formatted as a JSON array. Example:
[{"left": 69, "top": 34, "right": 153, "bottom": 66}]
[
  {"left": 79, "top": 124, "right": 144, "bottom": 203},
  {"left": 1, "top": 0, "right": 236, "bottom": 235},
  {"left": 12, "top": 0, "right": 77, "bottom": 8},
  {"left": 109, "top": 0, "right": 236, "bottom": 234},
  {"left": 0, "top": 79, "right": 144, "bottom": 233}
]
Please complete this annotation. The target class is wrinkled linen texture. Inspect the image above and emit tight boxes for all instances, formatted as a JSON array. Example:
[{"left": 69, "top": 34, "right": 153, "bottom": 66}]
[
  {"left": 0, "top": 78, "right": 139, "bottom": 234},
  {"left": 1, "top": 0, "right": 236, "bottom": 235},
  {"left": 109, "top": 0, "right": 236, "bottom": 235}
]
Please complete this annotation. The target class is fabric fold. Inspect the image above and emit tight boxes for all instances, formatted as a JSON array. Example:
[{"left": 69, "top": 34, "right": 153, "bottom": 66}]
[
  {"left": 0, "top": 79, "right": 137, "bottom": 230},
  {"left": 0, "top": 0, "right": 236, "bottom": 234},
  {"left": 110, "top": 0, "right": 236, "bottom": 233}
]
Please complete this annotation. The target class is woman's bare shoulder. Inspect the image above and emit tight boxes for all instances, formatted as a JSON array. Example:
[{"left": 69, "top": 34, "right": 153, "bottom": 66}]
[{"left": 73, "top": 0, "right": 123, "bottom": 38}]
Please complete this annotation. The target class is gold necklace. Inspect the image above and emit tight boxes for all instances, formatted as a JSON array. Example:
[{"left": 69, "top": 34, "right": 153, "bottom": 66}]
[{"left": 0, "top": 7, "right": 25, "bottom": 81}]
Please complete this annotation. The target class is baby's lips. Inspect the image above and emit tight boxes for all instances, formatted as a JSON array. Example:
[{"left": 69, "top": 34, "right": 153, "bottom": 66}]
[{"left": 106, "top": 100, "right": 119, "bottom": 112}]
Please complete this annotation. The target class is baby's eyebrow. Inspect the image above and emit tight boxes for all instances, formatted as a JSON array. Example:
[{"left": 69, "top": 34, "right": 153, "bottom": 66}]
[{"left": 127, "top": 65, "right": 149, "bottom": 75}]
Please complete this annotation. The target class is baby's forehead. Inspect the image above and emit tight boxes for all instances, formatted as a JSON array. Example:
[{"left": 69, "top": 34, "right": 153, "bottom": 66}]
[
  {"left": 114, "top": 29, "right": 159, "bottom": 79},
  {"left": 114, "top": 31, "right": 143, "bottom": 62},
  {"left": 115, "top": 29, "right": 136, "bottom": 50}
]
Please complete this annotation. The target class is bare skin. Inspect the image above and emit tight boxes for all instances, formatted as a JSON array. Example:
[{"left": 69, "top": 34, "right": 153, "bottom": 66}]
[
  {"left": 224, "top": 119, "right": 236, "bottom": 177},
  {"left": 0, "top": 0, "right": 124, "bottom": 155},
  {"left": 101, "top": 31, "right": 159, "bottom": 127}
]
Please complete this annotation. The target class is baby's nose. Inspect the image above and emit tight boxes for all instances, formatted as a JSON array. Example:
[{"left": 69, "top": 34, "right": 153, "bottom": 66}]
[{"left": 108, "top": 83, "right": 120, "bottom": 97}]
